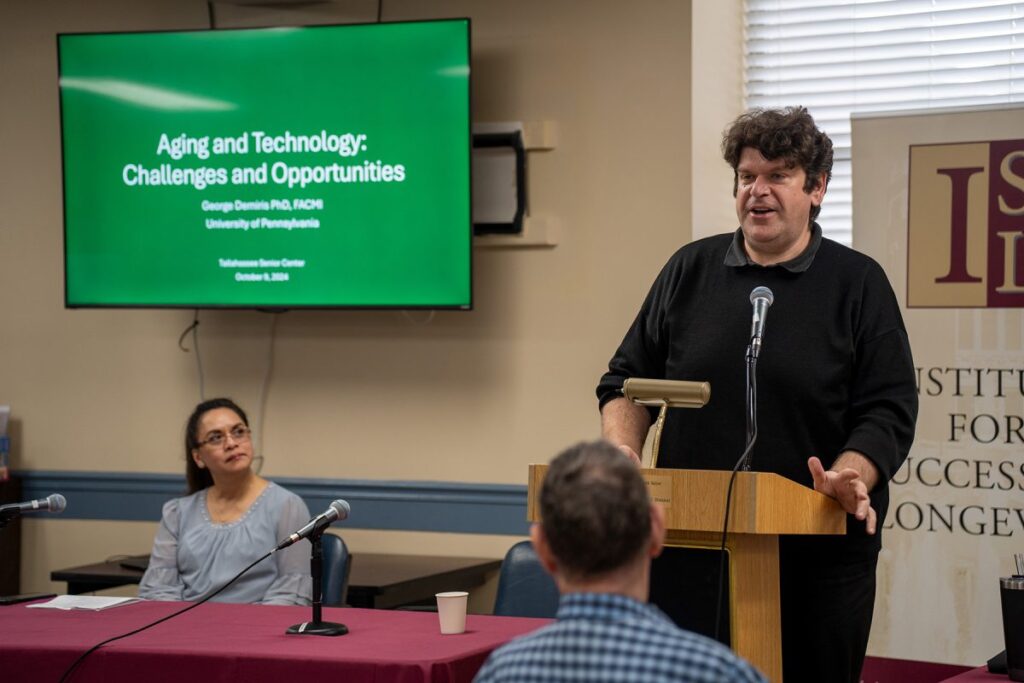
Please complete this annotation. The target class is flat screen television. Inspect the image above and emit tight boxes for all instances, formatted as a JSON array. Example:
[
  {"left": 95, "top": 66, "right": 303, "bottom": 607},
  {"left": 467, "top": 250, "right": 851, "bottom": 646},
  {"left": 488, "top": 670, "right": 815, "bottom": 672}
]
[{"left": 58, "top": 19, "right": 472, "bottom": 309}]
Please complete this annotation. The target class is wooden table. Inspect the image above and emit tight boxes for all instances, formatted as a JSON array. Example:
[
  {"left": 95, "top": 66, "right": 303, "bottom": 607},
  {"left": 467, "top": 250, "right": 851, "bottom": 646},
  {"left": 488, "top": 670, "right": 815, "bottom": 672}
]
[{"left": 51, "top": 553, "right": 502, "bottom": 609}]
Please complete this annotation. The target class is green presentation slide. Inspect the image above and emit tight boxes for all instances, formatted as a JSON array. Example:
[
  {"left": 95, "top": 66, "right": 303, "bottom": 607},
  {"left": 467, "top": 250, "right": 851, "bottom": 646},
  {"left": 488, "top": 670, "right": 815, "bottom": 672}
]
[{"left": 59, "top": 20, "right": 471, "bottom": 308}]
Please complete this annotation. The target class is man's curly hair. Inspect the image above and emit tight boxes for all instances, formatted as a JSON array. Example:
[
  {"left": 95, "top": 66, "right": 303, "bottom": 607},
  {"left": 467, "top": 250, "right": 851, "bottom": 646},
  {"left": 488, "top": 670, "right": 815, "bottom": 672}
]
[{"left": 722, "top": 106, "right": 833, "bottom": 221}]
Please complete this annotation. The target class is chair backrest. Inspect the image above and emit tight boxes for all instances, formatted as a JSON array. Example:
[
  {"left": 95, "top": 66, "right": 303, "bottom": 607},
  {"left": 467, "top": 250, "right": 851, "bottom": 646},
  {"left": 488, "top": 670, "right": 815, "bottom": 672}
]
[
  {"left": 320, "top": 533, "right": 351, "bottom": 607},
  {"left": 492, "top": 540, "right": 560, "bottom": 618}
]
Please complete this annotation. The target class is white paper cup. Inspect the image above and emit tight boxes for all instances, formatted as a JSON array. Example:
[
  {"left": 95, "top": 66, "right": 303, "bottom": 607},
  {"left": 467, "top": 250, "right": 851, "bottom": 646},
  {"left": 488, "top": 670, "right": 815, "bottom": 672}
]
[{"left": 435, "top": 591, "right": 468, "bottom": 634}]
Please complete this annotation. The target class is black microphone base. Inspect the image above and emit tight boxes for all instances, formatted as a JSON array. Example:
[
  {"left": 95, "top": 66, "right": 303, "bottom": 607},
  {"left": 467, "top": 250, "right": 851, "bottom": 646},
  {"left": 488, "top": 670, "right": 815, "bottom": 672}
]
[{"left": 285, "top": 620, "right": 349, "bottom": 637}]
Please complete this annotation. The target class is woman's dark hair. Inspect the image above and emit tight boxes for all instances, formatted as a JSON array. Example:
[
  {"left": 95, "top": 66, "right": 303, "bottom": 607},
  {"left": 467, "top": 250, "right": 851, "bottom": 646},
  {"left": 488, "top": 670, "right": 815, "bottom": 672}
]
[
  {"left": 721, "top": 106, "right": 834, "bottom": 222},
  {"left": 184, "top": 397, "right": 249, "bottom": 493}
]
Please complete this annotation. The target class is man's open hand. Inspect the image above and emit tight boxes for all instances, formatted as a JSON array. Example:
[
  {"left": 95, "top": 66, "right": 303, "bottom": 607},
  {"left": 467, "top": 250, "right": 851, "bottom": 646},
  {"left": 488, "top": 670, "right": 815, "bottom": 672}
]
[{"left": 808, "top": 456, "right": 877, "bottom": 534}]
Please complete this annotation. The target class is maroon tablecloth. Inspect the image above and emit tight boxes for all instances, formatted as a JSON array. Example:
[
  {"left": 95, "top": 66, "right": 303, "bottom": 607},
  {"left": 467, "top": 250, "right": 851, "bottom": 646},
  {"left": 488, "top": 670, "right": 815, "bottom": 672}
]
[
  {"left": 940, "top": 666, "right": 1011, "bottom": 682},
  {"left": 0, "top": 599, "right": 551, "bottom": 683}
]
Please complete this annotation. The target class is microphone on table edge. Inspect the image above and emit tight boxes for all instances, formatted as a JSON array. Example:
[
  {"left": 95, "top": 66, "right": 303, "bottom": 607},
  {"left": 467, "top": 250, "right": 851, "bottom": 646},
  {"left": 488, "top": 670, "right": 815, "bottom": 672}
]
[{"left": 0, "top": 493, "right": 67, "bottom": 515}]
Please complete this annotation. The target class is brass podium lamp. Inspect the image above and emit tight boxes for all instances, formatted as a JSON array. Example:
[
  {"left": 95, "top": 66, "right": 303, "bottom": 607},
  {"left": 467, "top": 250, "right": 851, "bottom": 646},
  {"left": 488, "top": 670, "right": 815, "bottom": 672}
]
[{"left": 622, "top": 378, "right": 710, "bottom": 468}]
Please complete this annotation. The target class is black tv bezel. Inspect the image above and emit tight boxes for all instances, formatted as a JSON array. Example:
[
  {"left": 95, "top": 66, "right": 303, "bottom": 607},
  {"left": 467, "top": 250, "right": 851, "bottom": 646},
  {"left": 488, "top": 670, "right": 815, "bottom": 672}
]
[{"left": 57, "top": 18, "right": 474, "bottom": 312}]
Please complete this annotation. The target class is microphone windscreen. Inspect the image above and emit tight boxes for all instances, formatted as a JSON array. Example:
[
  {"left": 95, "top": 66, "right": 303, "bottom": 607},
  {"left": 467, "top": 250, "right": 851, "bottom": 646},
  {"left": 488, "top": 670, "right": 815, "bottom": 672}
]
[
  {"left": 329, "top": 499, "right": 350, "bottom": 520},
  {"left": 750, "top": 286, "right": 774, "bottom": 306},
  {"left": 47, "top": 494, "right": 67, "bottom": 513}
]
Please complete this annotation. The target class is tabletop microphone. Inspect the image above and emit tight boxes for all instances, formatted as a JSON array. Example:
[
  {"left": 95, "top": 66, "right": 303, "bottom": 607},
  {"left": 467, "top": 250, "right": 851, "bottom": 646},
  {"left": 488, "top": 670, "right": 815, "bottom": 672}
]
[
  {"left": 275, "top": 499, "right": 350, "bottom": 551},
  {"left": 0, "top": 493, "right": 67, "bottom": 516},
  {"left": 749, "top": 286, "right": 774, "bottom": 359}
]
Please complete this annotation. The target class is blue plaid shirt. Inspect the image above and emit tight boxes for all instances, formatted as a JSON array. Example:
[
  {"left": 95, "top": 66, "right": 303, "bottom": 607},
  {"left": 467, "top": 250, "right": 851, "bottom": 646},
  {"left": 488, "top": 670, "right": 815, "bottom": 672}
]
[{"left": 474, "top": 592, "right": 766, "bottom": 683}]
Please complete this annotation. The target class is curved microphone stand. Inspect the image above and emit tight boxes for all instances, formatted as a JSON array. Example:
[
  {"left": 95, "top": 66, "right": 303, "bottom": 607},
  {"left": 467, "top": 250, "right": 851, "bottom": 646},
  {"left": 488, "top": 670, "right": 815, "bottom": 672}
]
[{"left": 285, "top": 531, "right": 348, "bottom": 637}]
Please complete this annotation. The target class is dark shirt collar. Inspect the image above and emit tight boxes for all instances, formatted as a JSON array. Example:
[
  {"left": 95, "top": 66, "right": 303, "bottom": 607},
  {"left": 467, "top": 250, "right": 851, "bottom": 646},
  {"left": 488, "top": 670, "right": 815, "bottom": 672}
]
[{"left": 724, "top": 222, "right": 822, "bottom": 273}]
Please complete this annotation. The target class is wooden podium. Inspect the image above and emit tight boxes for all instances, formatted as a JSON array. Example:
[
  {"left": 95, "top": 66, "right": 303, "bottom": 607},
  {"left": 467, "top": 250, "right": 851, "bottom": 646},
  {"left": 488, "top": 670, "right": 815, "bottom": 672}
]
[{"left": 527, "top": 465, "right": 846, "bottom": 683}]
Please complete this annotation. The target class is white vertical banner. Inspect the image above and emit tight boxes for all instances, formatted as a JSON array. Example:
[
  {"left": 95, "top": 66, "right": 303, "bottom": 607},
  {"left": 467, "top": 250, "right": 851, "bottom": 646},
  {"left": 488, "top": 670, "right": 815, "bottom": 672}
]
[{"left": 852, "top": 105, "right": 1024, "bottom": 665}]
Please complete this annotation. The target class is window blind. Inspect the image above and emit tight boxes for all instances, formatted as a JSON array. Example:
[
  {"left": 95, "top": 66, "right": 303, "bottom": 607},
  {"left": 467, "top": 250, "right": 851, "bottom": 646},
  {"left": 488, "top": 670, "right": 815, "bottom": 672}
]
[{"left": 745, "top": 0, "right": 1024, "bottom": 245}]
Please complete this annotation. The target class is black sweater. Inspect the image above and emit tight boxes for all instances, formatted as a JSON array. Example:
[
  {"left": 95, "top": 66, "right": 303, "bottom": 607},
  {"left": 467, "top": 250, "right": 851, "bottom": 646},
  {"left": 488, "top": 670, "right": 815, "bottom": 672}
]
[{"left": 598, "top": 229, "right": 918, "bottom": 562}]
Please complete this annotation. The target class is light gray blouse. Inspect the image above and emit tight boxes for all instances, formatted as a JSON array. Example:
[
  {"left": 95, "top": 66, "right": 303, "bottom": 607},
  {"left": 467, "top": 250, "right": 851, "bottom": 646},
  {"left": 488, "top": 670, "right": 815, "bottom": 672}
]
[{"left": 138, "top": 482, "right": 313, "bottom": 605}]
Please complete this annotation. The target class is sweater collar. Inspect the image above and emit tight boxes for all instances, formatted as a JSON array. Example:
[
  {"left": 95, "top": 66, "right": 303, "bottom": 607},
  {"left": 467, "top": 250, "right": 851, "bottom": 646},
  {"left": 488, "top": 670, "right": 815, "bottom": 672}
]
[{"left": 724, "top": 222, "right": 822, "bottom": 273}]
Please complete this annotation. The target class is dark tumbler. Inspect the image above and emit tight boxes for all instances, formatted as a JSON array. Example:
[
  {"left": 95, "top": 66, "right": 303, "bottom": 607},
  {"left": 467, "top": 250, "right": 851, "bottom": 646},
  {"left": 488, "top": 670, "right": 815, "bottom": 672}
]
[{"left": 1002, "top": 576, "right": 1024, "bottom": 682}]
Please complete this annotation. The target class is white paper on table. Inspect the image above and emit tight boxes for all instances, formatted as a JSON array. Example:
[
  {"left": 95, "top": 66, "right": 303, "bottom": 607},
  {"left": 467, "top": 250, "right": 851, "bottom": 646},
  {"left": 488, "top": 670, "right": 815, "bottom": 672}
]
[{"left": 26, "top": 595, "right": 141, "bottom": 611}]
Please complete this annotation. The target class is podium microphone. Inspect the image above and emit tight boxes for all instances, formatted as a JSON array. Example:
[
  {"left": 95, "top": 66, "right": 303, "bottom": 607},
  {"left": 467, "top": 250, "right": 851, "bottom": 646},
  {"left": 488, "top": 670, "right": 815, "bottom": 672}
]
[
  {"left": 275, "top": 500, "right": 349, "bottom": 551},
  {"left": 715, "top": 287, "right": 774, "bottom": 642},
  {"left": 749, "top": 286, "right": 774, "bottom": 359}
]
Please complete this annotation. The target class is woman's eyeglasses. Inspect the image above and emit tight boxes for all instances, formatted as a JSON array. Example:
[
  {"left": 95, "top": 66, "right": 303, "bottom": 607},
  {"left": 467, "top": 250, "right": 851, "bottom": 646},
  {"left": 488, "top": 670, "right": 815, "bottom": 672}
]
[{"left": 197, "top": 425, "right": 251, "bottom": 448}]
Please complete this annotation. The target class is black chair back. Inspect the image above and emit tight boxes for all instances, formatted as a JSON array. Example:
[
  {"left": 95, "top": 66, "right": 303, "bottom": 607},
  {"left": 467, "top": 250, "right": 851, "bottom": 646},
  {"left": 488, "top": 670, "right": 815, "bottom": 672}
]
[
  {"left": 492, "top": 540, "right": 559, "bottom": 618},
  {"left": 320, "top": 533, "right": 351, "bottom": 607}
]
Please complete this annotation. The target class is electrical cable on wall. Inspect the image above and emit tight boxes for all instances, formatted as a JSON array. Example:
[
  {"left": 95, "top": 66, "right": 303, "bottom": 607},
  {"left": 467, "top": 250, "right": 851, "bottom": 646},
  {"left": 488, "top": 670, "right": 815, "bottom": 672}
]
[
  {"left": 177, "top": 310, "right": 206, "bottom": 401},
  {"left": 254, "top": 311, "right": 282, "bottom": 474},
  {"left": 400, "top": 309, "right": 436, "bottom": 326}
]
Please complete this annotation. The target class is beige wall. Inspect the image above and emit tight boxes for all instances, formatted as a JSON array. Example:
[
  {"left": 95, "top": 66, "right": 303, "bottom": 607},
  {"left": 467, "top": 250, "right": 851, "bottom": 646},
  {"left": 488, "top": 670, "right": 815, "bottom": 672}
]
[
  {"left": 1, "top": 0, "right": 744, "bottom": 603},
  {"left": 691, "top": 0, "right": 744, "bottom": 238}
]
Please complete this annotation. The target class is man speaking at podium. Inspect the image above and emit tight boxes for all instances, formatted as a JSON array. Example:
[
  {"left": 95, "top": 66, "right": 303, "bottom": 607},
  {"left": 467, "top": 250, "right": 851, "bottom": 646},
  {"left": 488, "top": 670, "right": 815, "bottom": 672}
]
[{"left": 596, "top": 107, "right": 917, "bottom": 683}]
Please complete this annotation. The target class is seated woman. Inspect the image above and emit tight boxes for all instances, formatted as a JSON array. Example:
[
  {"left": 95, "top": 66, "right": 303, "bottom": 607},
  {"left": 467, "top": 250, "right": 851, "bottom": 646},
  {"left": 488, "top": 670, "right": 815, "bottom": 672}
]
[{"left": 139, "top": 398, "right": 312, "bottom": 605}]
